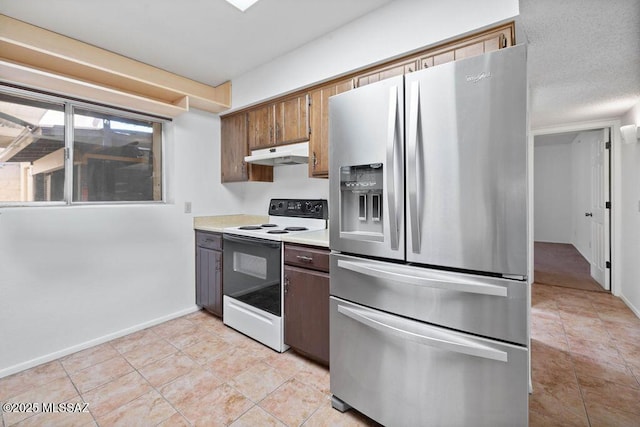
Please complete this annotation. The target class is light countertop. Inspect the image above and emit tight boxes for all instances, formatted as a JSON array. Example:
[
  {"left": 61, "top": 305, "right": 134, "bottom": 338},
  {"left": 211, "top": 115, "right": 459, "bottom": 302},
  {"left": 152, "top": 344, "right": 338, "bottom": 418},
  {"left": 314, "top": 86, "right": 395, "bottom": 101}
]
[
  {"left": 193, "top": 214, "right": 269, "bottom": 233},
  {"left": 282, "top": 229, "right": 329, "bottom": 248}
]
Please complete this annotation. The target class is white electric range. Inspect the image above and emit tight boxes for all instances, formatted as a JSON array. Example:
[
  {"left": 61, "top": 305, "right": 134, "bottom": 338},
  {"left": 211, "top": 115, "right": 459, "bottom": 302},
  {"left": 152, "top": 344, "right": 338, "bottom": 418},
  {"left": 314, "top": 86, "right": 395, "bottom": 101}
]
[{"left": 222, "top": 199, "right": 328, "bottom": 351}]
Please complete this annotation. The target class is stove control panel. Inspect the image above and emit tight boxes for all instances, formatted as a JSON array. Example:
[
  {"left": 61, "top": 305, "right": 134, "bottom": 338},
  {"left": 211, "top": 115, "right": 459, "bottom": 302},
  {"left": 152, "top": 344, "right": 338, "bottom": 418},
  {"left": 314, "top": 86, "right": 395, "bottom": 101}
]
[{"left": 269, "top": 199, "right": 328, "bottom": 219}]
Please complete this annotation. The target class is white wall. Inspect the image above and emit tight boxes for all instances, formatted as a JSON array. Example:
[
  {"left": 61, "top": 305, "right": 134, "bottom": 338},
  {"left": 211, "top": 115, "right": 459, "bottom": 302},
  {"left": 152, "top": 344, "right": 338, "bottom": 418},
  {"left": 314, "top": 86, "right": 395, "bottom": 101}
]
[
  {"left": 0, "top": 0, "right": 522, "bottom": 376},
  {"left": 231, "top": 0, "right": 519, "bottom": 108},
  {"left": 619, "top": 101, "right": 640, "bottom": 316},
  {"left": 534, "top": 142, "right": 573, "bottom": 243},
  {"left": 0, "top": 109, "right": 244, "bottom": 377}
]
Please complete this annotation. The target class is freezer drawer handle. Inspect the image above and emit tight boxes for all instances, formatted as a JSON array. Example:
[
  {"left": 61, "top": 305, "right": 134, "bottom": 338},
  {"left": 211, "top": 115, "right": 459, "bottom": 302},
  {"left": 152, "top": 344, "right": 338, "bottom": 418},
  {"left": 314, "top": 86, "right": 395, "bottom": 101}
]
[
  {"left": 337, "top": 259, "right": 508, "bottom": 297},
  {"left": 337, "top": 304, "right": 508, "bottom": 362}
]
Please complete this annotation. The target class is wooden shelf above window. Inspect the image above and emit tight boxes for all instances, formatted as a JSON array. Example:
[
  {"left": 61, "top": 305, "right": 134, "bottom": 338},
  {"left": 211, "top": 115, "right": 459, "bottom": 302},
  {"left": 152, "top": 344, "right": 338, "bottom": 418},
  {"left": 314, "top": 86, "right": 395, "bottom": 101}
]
[{"left": 0, "top": 14, "right": 231, "bottom": 117}]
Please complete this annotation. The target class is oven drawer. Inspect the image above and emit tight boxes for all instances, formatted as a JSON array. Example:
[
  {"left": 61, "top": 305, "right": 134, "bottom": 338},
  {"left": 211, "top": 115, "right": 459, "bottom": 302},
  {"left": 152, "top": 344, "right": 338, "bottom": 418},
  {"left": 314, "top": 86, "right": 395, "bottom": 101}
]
[
  {"left": 330, "top": 297, "right": 528, "bottom": 427},
  {"left": 196, "top": 231, "right": 222, "bottom": 250},
  {"left": 284, "top": 244, "right": 329, "bottom": 272}
]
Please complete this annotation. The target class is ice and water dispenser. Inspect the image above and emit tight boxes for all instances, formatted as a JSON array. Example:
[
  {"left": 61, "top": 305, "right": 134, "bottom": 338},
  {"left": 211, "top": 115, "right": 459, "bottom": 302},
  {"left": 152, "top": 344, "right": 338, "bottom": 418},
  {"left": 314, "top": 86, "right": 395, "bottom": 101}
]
[{"left": 339, "top": 164, "right": 384, "bottom": 240}]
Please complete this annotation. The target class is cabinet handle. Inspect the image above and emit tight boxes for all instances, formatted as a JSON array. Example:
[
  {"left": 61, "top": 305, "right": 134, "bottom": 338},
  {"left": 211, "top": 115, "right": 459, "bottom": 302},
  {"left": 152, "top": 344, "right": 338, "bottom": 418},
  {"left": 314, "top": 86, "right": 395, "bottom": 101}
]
[
  {"left": 284, "top": 276, "right": 289, "bottom": 293},
  {"left": 296, "top": 255, "right": 314, "bottom": 263},
  {"left": 312, "top": 152, "right": 317, "bottom": 168}
]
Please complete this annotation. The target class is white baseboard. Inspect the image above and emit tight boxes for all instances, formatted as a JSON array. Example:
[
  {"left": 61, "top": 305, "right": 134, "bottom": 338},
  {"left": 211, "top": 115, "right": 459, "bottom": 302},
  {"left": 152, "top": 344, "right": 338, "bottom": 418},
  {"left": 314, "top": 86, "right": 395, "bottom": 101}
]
[
  {"left": 0, "top": 305, "right": 200, "bottom": 379},
  {"left": 620, "top": 294, "right": 640, "bottom": 320}
]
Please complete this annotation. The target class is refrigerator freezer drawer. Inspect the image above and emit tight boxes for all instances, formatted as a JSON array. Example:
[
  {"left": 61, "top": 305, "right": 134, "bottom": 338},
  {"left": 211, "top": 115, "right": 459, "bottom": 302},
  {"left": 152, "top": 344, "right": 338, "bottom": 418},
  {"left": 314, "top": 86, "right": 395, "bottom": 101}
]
[
  {"left": 330, "top": 253, "right": 528, "bottom": 345},
  {"left": 330, "top": 297, "right": 529, "bottom": 427}
]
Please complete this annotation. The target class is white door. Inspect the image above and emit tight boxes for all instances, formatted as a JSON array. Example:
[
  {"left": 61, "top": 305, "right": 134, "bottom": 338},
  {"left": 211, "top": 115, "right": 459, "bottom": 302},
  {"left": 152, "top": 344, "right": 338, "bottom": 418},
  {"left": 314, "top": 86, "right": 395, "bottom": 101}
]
[{"left": 588, "top": 128, "right": 610, "bottom": 290}]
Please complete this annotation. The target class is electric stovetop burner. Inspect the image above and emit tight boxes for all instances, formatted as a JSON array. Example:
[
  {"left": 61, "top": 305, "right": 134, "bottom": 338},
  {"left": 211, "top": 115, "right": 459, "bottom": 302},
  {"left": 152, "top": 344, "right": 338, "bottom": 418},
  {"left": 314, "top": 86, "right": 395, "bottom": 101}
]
[
  {"left": 267, "top": 230, "right": 289, "bottom": 234},
  {"left": 239, "top": 225, "right": 263, "bottom": 230},
  {"left": 261, "top": 224, "right": 278, "bottom": 227},
  {"left": 284, "top": 226, "right": 308, "bottom": 231}
]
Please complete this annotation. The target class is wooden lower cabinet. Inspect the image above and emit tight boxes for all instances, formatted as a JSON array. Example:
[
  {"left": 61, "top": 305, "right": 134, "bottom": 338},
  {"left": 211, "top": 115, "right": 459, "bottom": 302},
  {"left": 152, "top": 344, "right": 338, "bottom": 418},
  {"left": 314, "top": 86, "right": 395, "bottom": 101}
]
[
  {"left": 283, "top": 244, "right": 330, "bottom": 365},
  {"left": 195, "top": 231, "right": 223, "bottom": 317}
]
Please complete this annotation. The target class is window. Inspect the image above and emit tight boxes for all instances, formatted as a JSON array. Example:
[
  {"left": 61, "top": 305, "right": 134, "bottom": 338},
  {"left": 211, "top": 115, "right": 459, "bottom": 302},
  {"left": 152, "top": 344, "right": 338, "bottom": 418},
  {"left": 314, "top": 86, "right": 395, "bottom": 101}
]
[{"left": 0, "top": 87, "right": 164, "bottom": 205}]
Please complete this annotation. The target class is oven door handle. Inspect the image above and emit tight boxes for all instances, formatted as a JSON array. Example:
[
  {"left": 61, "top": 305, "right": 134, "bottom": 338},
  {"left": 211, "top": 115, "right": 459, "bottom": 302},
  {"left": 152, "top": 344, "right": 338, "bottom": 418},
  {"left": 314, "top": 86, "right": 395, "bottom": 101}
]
[{"left": 223, "top": 234, "right": 281, "bottom": 248}]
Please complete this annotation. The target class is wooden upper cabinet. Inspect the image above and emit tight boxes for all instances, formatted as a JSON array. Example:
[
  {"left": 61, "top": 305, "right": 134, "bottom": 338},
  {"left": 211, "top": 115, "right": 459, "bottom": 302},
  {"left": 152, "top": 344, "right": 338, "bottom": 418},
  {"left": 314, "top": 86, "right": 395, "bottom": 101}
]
[
  {"left": 356, "top": 58, "right": 418, "bottom": 87},
  {"left": 221, "top": 113, "right": 273, "bottom": 183},
  {"left": 420, "top": 26, "right": 513, "bottom": 70},
  {"left": 274, "top": 94, "right": 310, "bottom": 145},
  {"left": 222, "top": 23, "right": 514, "bottom": 181},
  {"left": 247, "top": 105, "right": 273, "bottom": 149},
  {"left": 309, "top": 78, "right": 353, "bottom": 178},
  {"left": 247, "top": 94, "right": 310, "bottom": 149},
  {"left": 221, "top": 113, "right": 249, "bottom": 182}
]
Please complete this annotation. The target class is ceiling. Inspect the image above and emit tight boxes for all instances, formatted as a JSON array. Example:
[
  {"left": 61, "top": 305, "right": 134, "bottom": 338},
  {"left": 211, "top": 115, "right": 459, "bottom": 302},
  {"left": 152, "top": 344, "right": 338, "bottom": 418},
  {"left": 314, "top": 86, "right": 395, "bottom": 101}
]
[{"left": 0, "top": 0, "right": 638, "bottom": 129}]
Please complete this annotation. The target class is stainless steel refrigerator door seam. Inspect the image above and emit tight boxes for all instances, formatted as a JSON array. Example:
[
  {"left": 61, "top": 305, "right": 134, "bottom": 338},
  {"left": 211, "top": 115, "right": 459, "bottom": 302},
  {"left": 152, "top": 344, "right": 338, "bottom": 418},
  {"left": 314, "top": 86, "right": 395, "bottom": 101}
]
[
  {"left": 385, "top": 86, "right": 400, "bottom": 251},
  {"left": 337, "top": 258, "right": 508, "bottom": 297},
  {"left": 407, "top": 80, "right": 421, "bottom": 254},
  {"left": 337, "top": 303, "right": 508, "bottom": 362}
]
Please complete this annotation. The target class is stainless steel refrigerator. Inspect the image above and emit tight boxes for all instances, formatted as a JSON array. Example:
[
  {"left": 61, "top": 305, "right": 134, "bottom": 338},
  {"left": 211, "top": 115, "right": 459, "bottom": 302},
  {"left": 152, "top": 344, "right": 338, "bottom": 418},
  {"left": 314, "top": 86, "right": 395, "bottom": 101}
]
[{"left": 329, "top": 44, "right": 529, "bottom": 426}]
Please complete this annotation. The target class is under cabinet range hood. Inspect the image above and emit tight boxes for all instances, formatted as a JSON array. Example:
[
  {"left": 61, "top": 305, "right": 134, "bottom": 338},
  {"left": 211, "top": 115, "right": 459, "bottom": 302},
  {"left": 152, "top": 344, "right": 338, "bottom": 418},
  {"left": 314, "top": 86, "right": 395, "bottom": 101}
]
[{"left": 244, "top": 142, "right": 309, "bottom": 166}]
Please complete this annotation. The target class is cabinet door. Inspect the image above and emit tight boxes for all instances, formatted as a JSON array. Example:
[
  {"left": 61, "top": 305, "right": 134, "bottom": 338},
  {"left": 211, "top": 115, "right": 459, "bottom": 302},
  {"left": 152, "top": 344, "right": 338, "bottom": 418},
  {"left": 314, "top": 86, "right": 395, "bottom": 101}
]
[
  {"left": 284, "top": 265, "right": 330, "bottom": 365},
  {"left": 309, "top": 79, "right": 353, "bottom": 177},
  {"left": 248, "top": 105, "right": 273, "bottom": 149},
  {"left": 274, "top": 94, "right": 309, "bottom": 145},
  {"left": 221, "top": 114, "right": 249, "bottom": 182},
  {"left": 196, "top": 246, "right": 223, "bottom": 317},
  {"left": 221, "top": 113, "right": 273, "bottom": 183},
  {"left": 420, "top": 27, "right": 512, "bottom": 70},
  {"left": 356, "top": 58, "right": 418, "bottom": 87}
]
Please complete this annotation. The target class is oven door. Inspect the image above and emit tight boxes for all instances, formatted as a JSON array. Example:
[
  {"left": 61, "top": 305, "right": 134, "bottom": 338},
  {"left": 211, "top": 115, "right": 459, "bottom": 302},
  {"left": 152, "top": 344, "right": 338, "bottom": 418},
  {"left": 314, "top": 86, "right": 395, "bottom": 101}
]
[{"left": 223, "top": 233, "right": 282, "bottom": 316}]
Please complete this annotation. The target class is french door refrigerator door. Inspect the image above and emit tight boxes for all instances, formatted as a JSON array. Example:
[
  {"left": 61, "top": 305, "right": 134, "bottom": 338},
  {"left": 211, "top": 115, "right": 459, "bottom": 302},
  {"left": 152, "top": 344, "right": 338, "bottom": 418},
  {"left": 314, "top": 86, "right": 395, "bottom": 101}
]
[
  {"left": 331, "top": 253, "right": 528, "bottom": 345},
  {"left": 405, "top": 44, "right": 528, "bottom": 277},
  {"left": 330, "top": 297, "right": 529, "bottom": 427},
  {"left": 329, "top": 75, "right": 405, "bottom": 261}
]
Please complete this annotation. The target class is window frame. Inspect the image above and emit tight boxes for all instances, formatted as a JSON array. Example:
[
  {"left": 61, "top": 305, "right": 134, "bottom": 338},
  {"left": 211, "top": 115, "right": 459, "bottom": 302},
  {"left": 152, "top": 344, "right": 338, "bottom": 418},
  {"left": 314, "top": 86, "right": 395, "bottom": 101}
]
[{"left": 0, "top": 85, "right": 168, "bottom": 207}]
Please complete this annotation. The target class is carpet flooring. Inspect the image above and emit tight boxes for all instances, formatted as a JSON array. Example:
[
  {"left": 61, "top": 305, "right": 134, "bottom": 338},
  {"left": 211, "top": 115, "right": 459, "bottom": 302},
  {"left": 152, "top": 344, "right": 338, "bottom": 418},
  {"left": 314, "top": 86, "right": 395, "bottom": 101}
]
[{"left": 534, "top": 242, "right": 606, "bottom": 292}]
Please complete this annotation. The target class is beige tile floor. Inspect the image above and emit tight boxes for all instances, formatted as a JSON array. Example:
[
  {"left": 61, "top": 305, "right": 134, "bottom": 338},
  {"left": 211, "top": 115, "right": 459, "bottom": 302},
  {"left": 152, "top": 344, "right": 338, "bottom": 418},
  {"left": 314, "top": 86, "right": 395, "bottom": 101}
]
[{"left": 1, "top": 283, "right": 639, "bottom": 426}]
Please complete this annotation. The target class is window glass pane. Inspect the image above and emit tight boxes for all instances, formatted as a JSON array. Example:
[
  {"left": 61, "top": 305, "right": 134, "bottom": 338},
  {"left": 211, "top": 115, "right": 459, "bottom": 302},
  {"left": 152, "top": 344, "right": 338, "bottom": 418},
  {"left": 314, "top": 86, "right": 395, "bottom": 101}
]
[
  {"left": 0, "top": 93, "right": 66, "bottom": 203},
  {"left": 73, "top": 108, "right": 162, "bottom": 202}
]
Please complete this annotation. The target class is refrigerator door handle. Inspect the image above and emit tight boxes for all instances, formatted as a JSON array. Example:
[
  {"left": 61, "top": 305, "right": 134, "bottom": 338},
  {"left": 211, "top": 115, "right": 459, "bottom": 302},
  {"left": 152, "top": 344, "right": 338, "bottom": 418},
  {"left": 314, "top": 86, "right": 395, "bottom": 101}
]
[
  {"left": 337, "top": 303, "right": 508, "bottom": 362},
  {"left": 337, "top": 259, "right": 508, "bottom": 297},
  {"left": 407, "top": 80, "right": 421, "bottom": 254},
  {"left": 386, "top": 86, "right": 400, "bottom": 250}
]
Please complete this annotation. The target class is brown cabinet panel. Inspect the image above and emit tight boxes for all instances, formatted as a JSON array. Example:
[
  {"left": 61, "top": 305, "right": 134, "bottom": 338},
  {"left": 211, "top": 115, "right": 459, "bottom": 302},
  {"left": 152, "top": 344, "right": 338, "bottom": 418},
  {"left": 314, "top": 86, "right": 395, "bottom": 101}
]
[
  {"left": 309, "top": 78, "right": 353, "bottom": 177},
  {"left": 221, "top": 113, "right": 249, "bottom": 182},
  {"left": 284, "top": 265, "right": 330, "bottom": 365},
  {"left": 196, "top": 231, "right": 223, "bottom": 318},
  {"left": 274, "top": 95, "right": 309, "bottom": 145},
  {"left": 248, "top": 105, "right": 273, "bottom": 149},
  {"left": 221, "top": 113, "right": 273, "bottom": 183},
  {"left": 356, "top": 58, "right": 418, "bottom": 87},
  {"left": 420, "top": 27, "right": 512, "bottom": 71},
  {"left": 284, "top": 244, "right": 330, "bottom": 272}
]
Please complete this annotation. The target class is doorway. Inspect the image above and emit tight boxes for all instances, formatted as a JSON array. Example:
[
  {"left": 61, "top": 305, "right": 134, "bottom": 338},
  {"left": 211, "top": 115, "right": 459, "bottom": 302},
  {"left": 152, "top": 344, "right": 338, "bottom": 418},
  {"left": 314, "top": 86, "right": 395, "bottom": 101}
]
[{"left": 533, "top": 128, "right": 611, "bottom": 292}]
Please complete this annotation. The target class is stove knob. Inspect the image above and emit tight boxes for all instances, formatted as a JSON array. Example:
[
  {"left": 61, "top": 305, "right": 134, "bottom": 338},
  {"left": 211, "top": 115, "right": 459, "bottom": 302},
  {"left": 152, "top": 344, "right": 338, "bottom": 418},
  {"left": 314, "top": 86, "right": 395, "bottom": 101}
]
[
  {"left": 314, "top": 204, "right": 322, "bottom": 212},
  {"left": 270, "top": 204, "right": 276, "bottom": 211},
  {"left": 305, "top": 201, "right": 312, "bottom": 212}
]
